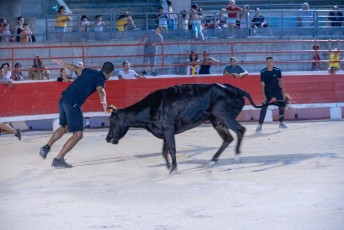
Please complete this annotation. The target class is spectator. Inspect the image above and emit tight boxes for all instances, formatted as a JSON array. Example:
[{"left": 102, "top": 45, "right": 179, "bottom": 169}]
[
  {"left": 139, "top": 26, "right": 163, "bottom": 76},
  {"left": 217, "top": 8, "right": 228, "bottom": 28},
  {"left": 251, "top": 7, "right": 268, "bottom": 28},
  {"left": 328, "top": 5, "right": 344, "bottom": 27},
  {"left": 199, "top": 51, "right": 220, "bottom": 75},
  {"left": 328, "top": 39, "right": 340, "bottom": 75},
  {"left": 297, "top": 2, "right": 314, "bottom": 27},
  {"left": 80, "top": 15, "right": 90, "bottom": 40},
  {"left": 189, "top": 4, "right": 204, "bottom": 40},
  {"left": 186, "top": 51, "right": 200, "bottom": 75},
  {"left": 28, "top": 56, "right": 50, "bottom": 80},
  {"left": 116, "top": 11, "right": 136, "bottom": 31},
  {"left": 72, "top": 61, "right": 84, "bottom": 78},
  {"left": 226, "top": 0, "right": 242, "bottom": 29},
  {"left": 55, "top": 5, "right": 71, "bottom": 41},
  {"left": 57, "top": 67, "right": 74, "bottom": 82},
  {"left": 94, "top": 15, "right": 105, "bottom": 40},
  {"left": 206, "top": 18, "right": 220, "bottom": 29},
  {"left": 0, "top": 122, "right": 21, "bottom": 141},
  {"left": 157, "top": 6, "right": 168, "bottom": 31},
  {"left": 256, "top": 56, "right": 288, "bottom": 132},
  {"left": 2, "top": 23, "right": 14, "bottom": 42},
  {"left": 20, "top": 23, "right": 33, "bottom": 43},
  {"left": 12, "top": 63, "right": 24, "bottom": 81},
  {"left": 118, "top": 61, "right": 145, "bottom": 79},
  {"left": 1, "top": 63, "right": 12, "bottom": 79},
  {"left": 0, "top": 64, "right": 12, "bottom": 85},
  {"left": 15, "top": 16, "right": 24, "bottom": 42},
  {"left": 223, "top": 57, "right": 248, "bottom": 78},
  {"left": 0, "top": 18, "right": 7, "bottom": 42},
  {"left": 180, "top": 10, "right": 190, "bottom": 31},
  {"left": 311, "top": 45, "right": 322, "bottom": 71},
  {"left": 238, "top": 5, "right": 250, "bottom": 29},
  {"left": 167, "top": 1, "right": 176, "bottom": 31}
]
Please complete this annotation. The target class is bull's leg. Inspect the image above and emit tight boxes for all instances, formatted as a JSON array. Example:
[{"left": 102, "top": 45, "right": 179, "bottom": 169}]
[
  {"left": 162, "top": 140, "right": 171, "bottom": 169},
  {"left": 224, "top": 118, "right": 246, "bottom": 155},
  {"left": 163, "top": 130, "right": 177, "bottom": 173},
  {"left": 211, "top": 123, "right": 234, "bottom": 162}
]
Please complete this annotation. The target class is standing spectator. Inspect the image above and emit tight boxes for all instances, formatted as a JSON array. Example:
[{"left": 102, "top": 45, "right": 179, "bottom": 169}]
[
  {"left": 256, "top": 56, "right": 288, "bottom": 132},
  {"left": 116, "top": 11, "right": 136, "bottom": 31},
  {"left": 28, "top": 56, "right": 50, "bottom": 80},
  {"left": 238, "top": 5, "right": 250, "bottom": 29},
  {"left": 80, "top": 15, "right": 90, "bottom": 40},
  {"left": 1, "top": 63, "right": 12, "bottom": 79},
  {"left": 167, "top": 1, "right": 176, "bottom": 31},
  {"left": 140, "top": 26, "right": 163, "bottom": 76},
  {"left": 217, "top": 9, "right": 228, "bottom": 28},
  {"left": 311, "top": 45, "right": 322, "bottom": 71},
  {"left": 20, "top": 23, "right": 33, "bottom": 43},
  {"left": 189, "top": 4, "right": 204, "bottom": 40},
  {"left": 57, "top": 67, "right": 74, "bottom": 82},
  {"left": 328, "top": 5, "right": 344, "bottom": 27},
  {"left": 118, "top": 61, "right": 145, "bottom": 79},
  {"left": 55, "top": 6, "right": 71, "bottom": 41},
  {"left": 297, "top": 2, "right": 314, "bottom": 27},
  {"left": 15, "top": 16, "right": 24, "bottom": 42},
  {"left": 185, "top": 51, "right": 200, "bottom": 75},
  {"left": 0, "top": 18, "right": 8, "bottom": 42},
  {"left": 199, "top": 51, "right": 220, "bottom": 74},
  {"left": 251, "top": 7, "right": 268, "bottom": 28},
  {"left": 328, "top": 39, "right": 340, "bottom": 75},
  {"left": 12, "top": 63, "right": 24, "bottom": 81},
  {"left": 157, "top": 6, "right": 168, "bottom": 31},
  {"left": 38, "top": 60, "right": 115, "bottom": 168},
  {"left": 226, "top": 0, "right": 242, "bottom": 29},
  {"left": 94, "top": 15, "right": 105, "bottom": 40},
  {"left": 223, "top": 57, "right": 248, "bottom": 78}
]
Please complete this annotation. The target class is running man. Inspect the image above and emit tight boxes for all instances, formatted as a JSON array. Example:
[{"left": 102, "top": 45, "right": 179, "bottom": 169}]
[{"left": 39, "top": 60, "right": 114, "bottom": 168}]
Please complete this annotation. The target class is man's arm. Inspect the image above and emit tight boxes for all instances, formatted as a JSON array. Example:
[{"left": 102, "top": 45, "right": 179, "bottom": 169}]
[
  {"left": 53, "top": 59, "right": 82, "bottom": 76},
  {"left": 96, "top": 85, "right": 108, "bottom": 113}
]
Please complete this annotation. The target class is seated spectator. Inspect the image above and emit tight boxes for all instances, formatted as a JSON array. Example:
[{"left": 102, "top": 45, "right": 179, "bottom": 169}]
[
  {"left": 186, "top": 51, "right": 200, "bottom": 75},
  {"left": 2, "top": 23, "right": 14, "bottom": 42},
  {"left": 206, "top": 18, "right": 220, "bottom": 29},
  {"left": 251, "top": 7, "right": 268, "bottom": 28},
  {"left": 20, "top": 23, "right": 33, "bottom": 43},
  {"left": 217, "top": 9, "right": 228, "bottom": 28},
  {"left": 0, "top": 64, "right": 12, "bottom": 85},
  {"left": 1, "top": 63, "right": 11, "bottom": 79},
  {"left": 238, "top": 5, "right": 250, "bottom": 29},
  {"left": 118, "top": 61, "right": 145, "bottom": 79},
  {"left": 328, "top": 5, "right": 344, "bottom": 27},
  {"left": 223, "top": 57, "right": 248, "bottom": 78},
  {"left": 226, "top": 0, "right": 242, "bottom": 29},
  {"left": 94, "top": 15, "right": 105, "bottom": 40},
  {"left": 297, "top": 2, "right": 314, "bottom": 27},
  {"left": 57, "top": 67, "right": 74, "bottom": 82},
  {"left": 116, "top": 11, "right": 136, "bottom": 31},
  {"left": 28, "top": 56, "right": 50, "bottom": 80},
  {"left": 157, "top": 6, "right": 168, "bottom": 31},
  {"left": 199, "top": 51, "right": 220, "bottom": 75},
  {"left": 328, "top": 40, "right": 340, "bottom": 75},
  {"left": 12, "top": 62, "right": 24, "bottom": 80}
]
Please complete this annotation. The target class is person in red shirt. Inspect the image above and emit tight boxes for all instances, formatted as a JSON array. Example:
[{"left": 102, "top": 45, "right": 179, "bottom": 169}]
[{"left": 226, "top": 0, "right": 242, "bottom": 29}]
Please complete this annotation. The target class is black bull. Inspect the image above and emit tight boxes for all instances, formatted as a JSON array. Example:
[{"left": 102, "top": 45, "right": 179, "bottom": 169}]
[{"left": 106, "top": 83, "right": 285, "bottom": 173}]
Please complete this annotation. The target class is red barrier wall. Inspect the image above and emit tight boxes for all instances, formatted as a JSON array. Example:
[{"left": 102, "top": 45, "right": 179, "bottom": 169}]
[{"left": 1, "top": 73, "right": 344, "bottom": 117}]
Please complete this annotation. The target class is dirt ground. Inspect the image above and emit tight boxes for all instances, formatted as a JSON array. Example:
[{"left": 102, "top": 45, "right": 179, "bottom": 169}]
[{"left": 1, "top": 120, "right": 344, "bottom": 230}]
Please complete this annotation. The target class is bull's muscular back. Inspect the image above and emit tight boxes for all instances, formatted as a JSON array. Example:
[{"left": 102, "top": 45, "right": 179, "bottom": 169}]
[{"left": 123, "top": 83, "right": 246, "bottom": 137}]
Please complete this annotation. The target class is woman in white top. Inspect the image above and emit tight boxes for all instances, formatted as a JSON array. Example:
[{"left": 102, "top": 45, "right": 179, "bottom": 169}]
[
  {"left": 118, "top": 61, "right": 145, "bottom": 79},
  {"left": 1, "top": 63, "right": 11, "bottom": 79}
]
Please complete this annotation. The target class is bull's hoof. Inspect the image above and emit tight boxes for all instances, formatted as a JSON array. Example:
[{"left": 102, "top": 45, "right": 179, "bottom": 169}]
[
  {"left": 169, "top": 167, "right": 177, "bottom": 175},
  {"left": 208, "top": 160, "right": 217, "bottom": 168},
  {"left": 234, "top": 154, "right": 241, "bottom": 162}
]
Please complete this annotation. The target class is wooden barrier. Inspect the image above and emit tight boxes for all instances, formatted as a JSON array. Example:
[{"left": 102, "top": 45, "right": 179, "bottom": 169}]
[{"left": 1, "top": 73, "right": 343, "bottom": 127}]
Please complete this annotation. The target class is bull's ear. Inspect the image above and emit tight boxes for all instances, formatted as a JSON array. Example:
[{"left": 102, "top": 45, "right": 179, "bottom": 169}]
[{"left": 107, "top": 105, "right": 118, "bottom": 113}]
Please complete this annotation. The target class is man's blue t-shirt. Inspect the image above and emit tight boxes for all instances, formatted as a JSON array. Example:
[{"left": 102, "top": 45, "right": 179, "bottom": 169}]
[{"left": 61, "top": 68, "right": 106, "bottom": 105}]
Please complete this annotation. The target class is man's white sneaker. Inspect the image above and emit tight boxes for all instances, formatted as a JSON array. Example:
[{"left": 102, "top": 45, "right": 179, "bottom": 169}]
[
  {"left": 256, "top": 124, "right": 262, "bottom": 132},
  {"left": 279, "top": 122, "right": 288, "bottom": 129}
]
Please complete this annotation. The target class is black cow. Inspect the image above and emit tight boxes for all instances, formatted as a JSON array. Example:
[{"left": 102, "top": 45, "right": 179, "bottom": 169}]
[{"left": 106, "top": 83, "right": 284, "bottom": 173}]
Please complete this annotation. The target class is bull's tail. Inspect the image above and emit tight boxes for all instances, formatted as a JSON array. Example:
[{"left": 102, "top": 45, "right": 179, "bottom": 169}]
[{"left": 242, "top": 92, "right": 287, "bottom": 108}]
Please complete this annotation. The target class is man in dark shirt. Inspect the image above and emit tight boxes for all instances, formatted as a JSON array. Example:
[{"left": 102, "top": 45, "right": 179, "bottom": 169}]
[
  {"left": 328, "top": 5, "right": 344, "bottom": 27},
  {"left": 223, "top": 57, "right": 248, "bottom": 78},
  {"left": 256, "top": 56, "right": 288, "bottom": 132},
  {"left": 39, "top": 60, "right": 115, "bottom": 168}
]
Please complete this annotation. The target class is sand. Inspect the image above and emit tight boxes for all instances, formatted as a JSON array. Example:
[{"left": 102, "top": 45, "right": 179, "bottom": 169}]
[{"left": 1, "top": 120, "right": 344, "bottom": 230}]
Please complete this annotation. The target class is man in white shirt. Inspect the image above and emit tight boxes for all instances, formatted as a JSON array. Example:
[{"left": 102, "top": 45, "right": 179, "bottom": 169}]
[{"left": 118, "top": 61, "right": 145, "bottom": 79}]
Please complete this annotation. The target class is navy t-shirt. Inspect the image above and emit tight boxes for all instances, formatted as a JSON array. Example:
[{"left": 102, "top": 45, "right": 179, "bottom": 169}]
[
  {"left": 61, "top": 68, "right": 106, "bottom": 105},
  {"left": 260, "top": 67, "right": 282, "bottom": 90}
]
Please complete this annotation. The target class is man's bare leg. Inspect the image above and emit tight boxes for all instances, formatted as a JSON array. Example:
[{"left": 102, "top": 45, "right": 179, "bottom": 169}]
[{"left": 56, "top": 131, "right": 83, "bottom": 159}]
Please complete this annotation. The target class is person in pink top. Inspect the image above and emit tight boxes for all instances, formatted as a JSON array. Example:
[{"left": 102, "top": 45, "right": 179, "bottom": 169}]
[{"left": 226, "top": 0, "right": 242, "bottom": 29}]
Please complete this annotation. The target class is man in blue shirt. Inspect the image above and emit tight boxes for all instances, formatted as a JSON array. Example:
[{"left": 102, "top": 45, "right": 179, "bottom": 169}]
[
  {"left": 256, "top": 56, "right": 288, "bottom": 132},
  {"left": 39, "top": 60, "right": 114, "bottom": 168},
  {"left": 223, "top": 57, "right": 248, "bottom": 78}
]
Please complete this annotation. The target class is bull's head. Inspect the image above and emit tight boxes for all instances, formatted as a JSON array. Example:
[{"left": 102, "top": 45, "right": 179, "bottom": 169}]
[{"left": 106, "top": 110, "right": 129, "bottom": 144}]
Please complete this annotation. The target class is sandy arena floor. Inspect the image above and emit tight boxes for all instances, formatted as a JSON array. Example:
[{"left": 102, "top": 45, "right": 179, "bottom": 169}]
[{"left": 1, "top": 120, "right": 344, "bottom": 230}]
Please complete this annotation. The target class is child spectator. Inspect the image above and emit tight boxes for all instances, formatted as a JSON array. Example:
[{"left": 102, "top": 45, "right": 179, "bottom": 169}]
[
  {"left": 116, "top": 11, "right": 136, "bottom": 31},
  {"left": 94, "top": 15, "right": 105, "bottom": 40},
  {"left": 328, "top": 39, "right": 340, "bottom": 75},
  {"left": 12, "top": 63, "right": 24, "bottom": 80},
  {"left": 20, "top": 23, "right": 33, "bottom": 43},
  {"left": 186, "top": 51, "right": 200, "bottom": 75},
  {"left": 57, "top": 67, "right": 74, "bottom": 82},
  {"left": 226, "top": 0, "right": 242, "bottom": 29}
]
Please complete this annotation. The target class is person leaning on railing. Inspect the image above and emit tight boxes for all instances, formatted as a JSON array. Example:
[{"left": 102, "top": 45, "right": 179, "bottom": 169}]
[{"left": 28, "top": 56, "right": 50, "bottom": 80}]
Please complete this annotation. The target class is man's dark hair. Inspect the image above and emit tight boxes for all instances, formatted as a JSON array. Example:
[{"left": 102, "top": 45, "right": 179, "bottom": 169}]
[
  {"left": 101, "top": 62, "right": 114, "bottom": 74},
  {"left": 266, "top": 56, "right": 273, "bottom": 61}
]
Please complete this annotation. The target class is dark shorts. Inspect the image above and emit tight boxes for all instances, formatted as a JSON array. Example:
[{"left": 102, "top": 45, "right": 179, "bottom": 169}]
[
  {"left": 58, "top": 98, "right": 84, "bottom": 132},
  {"left": 265, "top": 88, "right": 284, "bottom": 102},
  {"left": 143, "top": 46, "right": 157, "bottom": 65}
]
